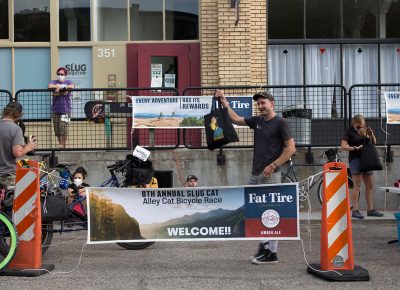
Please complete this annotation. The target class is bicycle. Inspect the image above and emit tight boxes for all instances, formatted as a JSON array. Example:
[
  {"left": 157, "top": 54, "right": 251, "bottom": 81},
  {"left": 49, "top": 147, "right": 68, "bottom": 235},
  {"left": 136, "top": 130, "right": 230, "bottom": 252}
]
[
  {"left": 0, "top": 185, "right": 18, "bottom": 270},
  {"left": 281, "top": 148, "right": 354, "bottom": 205},
  {"left": 0, "top": 160, "right": 67, "bottom": 256},
  {"left": 43, "top": 158, "right": 154, "bottom": 251}
]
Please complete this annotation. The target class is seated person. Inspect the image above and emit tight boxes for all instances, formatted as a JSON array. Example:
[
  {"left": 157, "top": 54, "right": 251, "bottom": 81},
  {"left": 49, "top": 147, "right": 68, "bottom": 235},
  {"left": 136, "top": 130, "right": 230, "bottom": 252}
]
[
  {"left": 130, "top": 176, "right": 158, "bottom": 188},
  {"left": 67, "top": 167, "right": 89, "bottom": 207}
]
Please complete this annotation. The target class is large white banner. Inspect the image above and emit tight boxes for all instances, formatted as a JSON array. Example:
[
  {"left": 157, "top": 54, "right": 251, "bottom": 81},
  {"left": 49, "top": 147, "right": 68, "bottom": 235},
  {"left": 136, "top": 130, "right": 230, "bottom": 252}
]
[
  {"left": 87, "top": 183, "right": 299, "bottom": 243},
  {"left": 130, "top": 96, "right": 254, "bottom": 128},
  {"left": 384, "top": 91, "right": 400, "bottom": 124}
]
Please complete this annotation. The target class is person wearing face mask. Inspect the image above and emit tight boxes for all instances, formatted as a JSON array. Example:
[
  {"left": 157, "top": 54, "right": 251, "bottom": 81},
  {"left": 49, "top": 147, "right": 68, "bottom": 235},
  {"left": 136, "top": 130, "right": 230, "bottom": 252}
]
[
  {"left": 341, "top": 114, "right": 383, "bottom": 219},
  {"left": 48, "top": 67, "right": 75, "bottom": 148},
  {"left": 0, "top": 102, "right": 37, "bottom": 188},
  {"left": 67, "top": 166, "right": 89, "bottom": 207}
]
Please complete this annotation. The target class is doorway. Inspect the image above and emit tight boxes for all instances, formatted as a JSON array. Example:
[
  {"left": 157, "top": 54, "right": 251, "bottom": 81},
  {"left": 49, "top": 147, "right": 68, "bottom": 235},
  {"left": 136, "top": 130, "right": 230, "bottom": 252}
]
[
  {"left": 127, "top": 43, "right": 200, "bottom": 93},
  {"left": 126, "top": 43, "right": 201, "bottom": 148}
]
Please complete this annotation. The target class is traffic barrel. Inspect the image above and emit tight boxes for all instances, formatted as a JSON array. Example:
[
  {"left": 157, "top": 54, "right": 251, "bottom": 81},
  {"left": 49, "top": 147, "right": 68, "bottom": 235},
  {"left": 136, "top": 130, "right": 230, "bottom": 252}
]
[
  {"left": 2, "top": 160, "right": 54, "bottom": 276},
  {"left": 307, "top": 162, "right": 369, "bottom": 281}
]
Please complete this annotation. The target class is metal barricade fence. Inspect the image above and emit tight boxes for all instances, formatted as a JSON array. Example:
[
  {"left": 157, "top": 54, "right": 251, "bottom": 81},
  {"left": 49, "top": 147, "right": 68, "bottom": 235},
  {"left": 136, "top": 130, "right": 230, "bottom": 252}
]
[
  {"left": 183, "top": 85, "right": 348, "bottom": 148},
  {"left": 15, "top": 88, "right": 180, "bottom": 151},
  {"left": 349, "top": 84, "right": 400, "bottom": 146},
  {"left": 18, "top": 84, "right": 400, "bottom": 151},
  {"left": 0, "top": 90, "right": 13, "bottom": 109}
]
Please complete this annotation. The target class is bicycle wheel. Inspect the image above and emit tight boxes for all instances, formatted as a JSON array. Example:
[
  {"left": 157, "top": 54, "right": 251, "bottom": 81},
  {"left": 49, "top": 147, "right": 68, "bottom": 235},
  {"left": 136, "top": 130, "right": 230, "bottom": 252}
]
[
  {"left": 117, "top": 241, "right": 154, "bottom": 250},
  {"left": 317, "top": 180, "right": 324, "bottom": 205},
  {"left": 281, "top": 173, "right": 294, "bottom": 184},
  {"left": 41, "top": 222, "right": 53, "bottom": 255},
  {"left": 0, "top": 212, "right": 18, "bottom": 270}
]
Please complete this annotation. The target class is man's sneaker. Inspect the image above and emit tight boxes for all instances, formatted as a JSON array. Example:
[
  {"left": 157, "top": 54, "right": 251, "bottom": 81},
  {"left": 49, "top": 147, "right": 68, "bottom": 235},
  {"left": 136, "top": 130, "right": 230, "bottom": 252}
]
[
  {"left": 367, "top": 209, "right": 384, "bottom": 217},
  {"left": 251, "top": 249, "right": 278, "bottom": 264},
  {"left": 249, "top": 242, "right": 269, "bottom": 259},
  {"left": 352, "top": 210, "right": 364, "bottom": 219}
]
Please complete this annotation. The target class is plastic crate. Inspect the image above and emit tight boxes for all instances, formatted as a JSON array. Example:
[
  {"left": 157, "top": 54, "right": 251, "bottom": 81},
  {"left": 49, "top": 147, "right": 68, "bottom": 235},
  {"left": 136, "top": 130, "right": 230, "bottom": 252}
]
[{"left": 394, "top": 212, "right": 400, "bottom": 243}]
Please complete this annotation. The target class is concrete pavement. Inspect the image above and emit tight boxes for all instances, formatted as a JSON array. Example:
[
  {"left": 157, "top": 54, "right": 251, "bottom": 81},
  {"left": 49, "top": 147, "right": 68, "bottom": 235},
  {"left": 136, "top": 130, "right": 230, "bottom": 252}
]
[{"left": 1, "top": 210, "right": 399, "bottom": 289}]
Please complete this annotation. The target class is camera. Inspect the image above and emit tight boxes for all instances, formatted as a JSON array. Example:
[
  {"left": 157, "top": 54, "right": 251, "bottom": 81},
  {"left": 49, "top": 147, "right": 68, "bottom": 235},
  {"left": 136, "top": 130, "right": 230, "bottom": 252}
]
[{"left": 23, "top": 135, "right": 36, "bottom": 156}]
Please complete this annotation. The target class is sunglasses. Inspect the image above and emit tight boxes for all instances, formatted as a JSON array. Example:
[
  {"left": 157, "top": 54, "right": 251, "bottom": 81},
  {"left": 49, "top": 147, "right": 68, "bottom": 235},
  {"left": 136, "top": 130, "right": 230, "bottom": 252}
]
[{"left": 57, "top": 74, "right": 65, "bottom": 76}]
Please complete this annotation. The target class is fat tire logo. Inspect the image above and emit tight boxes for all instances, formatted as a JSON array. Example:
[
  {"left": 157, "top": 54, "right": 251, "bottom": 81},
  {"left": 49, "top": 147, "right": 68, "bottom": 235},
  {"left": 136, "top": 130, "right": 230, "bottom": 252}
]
[{"left": 261, "top": 209, "right": 280, "bottom": 228}]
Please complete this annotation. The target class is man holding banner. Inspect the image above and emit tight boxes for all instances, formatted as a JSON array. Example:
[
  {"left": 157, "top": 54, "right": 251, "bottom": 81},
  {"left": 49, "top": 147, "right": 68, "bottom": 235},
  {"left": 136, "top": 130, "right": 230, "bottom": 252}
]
[{"left": 216, "top": 90, "right": 296, "bottom": 264}]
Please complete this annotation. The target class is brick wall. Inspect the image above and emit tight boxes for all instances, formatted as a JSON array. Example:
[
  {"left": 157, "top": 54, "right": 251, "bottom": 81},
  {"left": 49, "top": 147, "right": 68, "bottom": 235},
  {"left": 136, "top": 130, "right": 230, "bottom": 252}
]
[{"left": 200, "top": 0, "right": 267, "bottom": 86}]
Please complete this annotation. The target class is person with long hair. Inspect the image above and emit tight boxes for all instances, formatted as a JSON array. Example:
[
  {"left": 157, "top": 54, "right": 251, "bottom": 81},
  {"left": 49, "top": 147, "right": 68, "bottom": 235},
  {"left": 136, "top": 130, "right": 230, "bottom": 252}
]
[{"left": 341, "top": 115, "right": 383, "bottom": 219}]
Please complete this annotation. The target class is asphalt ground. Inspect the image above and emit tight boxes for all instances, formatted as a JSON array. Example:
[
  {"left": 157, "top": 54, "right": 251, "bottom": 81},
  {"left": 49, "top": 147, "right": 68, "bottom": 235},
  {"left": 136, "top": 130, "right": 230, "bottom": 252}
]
[{"left": 1, "top": 211, "right": 399, "bottom": 290}]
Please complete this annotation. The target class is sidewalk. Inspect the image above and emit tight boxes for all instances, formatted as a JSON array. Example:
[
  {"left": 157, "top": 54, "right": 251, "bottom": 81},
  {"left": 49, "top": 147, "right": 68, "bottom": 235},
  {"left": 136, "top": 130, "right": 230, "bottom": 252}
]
[{"left": 300, "top": 210, "right": 398, "bottom": 224}]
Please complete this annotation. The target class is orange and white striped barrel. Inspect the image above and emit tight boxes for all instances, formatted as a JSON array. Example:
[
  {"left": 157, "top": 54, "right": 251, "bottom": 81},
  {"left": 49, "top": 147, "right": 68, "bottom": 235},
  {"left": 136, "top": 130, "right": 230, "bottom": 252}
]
[
  {"left": 320, "top": 162, "right": 354, "bottom": 271},
  {"left": 8, "top": 160, "right": 42, "bottom": 270}
]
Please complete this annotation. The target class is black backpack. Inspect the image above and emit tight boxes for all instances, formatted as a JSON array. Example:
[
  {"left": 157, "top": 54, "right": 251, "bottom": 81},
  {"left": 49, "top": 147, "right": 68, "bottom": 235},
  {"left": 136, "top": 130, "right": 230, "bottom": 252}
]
[{"left": 123, "top": 155, "right": 154, "bottom": 186}]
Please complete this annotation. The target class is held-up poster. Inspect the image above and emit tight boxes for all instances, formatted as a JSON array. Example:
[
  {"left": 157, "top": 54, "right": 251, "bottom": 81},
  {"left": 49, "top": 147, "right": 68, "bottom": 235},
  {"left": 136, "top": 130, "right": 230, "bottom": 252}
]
[
  {"left": 129, "top": 96, "right": 253, "bottom": 128},
  {"left": 86, "top": 183, "right": 299, "bottom": 243},
  {"left": 384, "top": 91, "right": 400, "bottom": 124}
]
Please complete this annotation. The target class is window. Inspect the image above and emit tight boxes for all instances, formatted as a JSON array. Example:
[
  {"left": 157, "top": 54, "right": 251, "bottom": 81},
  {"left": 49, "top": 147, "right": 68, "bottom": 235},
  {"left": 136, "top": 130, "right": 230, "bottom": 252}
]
[
  {"left": 14, "top": 0, "right": 50, "bottom": 42},
  {"left": 268, "top": 0, "right": 304, "bottom": 39},
  {"left": 130, "top": 0, "right": 163, "bottom": 40},
  {"left": 384, "top": 0, "right": 400, "bottom": 38},
  {"left": 269, "top": 0, "right": 399, "bottom": 39},
  {"left": 306, "top": 0, "right": 340, "bottom": 38},
  {"left": 268, "top": 45, "right": 304, "bottom": 85},
  {"left": 15, "top": 48, "right": 51, "bottom": 119},
  {"left": 165, "top": 0, "right": 199, "bottom": 40},
  {"left": 0, "top": 49, "right": 12, "bottom": 91},
  {"left": 59, "top": 0, "right": 91, "bottom": 41},
  {"left": 343, "top": 0, "right": 377, "bottom": 38},
  {"left": 0, "top": 0, "right": 8, "bottom": 39},
  {"left": 97, "top": 0, "right": 128, "bottom": 41}
]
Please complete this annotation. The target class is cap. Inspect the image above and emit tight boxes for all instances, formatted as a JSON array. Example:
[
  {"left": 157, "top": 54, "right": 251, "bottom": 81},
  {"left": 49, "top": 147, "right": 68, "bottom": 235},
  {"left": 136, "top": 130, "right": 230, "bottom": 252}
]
[
  {"left": 57, "top": 67, "right": 68, "bottom": 76},
  {"left": 253, "top": 91, "right": 275, "bottom": 102},
  {"left": 186, "top": 175, "right": 198, "bottom": 182},
  {"left": 6, "top": 101, "right": 23, "bottom": 113}
]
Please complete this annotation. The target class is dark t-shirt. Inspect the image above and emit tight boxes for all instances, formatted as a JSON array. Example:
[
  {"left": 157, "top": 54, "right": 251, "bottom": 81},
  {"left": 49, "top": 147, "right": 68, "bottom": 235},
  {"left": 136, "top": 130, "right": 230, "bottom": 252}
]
[
  {"left": 342, "top": 127, "right": 369, "bottom": 162},
  {"left": 244, "top": 115, "right": 293, "bottom": 175}
]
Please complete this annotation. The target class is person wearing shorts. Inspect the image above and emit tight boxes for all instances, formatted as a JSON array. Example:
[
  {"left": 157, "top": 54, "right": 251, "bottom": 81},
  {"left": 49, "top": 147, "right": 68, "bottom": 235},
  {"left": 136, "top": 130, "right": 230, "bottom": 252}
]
[
  {"left": 48, "top": 67, "right": 75, "bottom": 148},
  {"left": 341, "top": 114, "right": 383, "bottom": 219}
]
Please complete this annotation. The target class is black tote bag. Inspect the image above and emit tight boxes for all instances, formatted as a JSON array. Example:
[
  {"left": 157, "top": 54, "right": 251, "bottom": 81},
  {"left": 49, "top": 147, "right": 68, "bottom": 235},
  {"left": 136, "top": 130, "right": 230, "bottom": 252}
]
[
  {"left": 204, "top": 97, "right": 239, "bottom": 150},
  {"left": 359, "top": 142, "right": 382, "bottom": 172}
]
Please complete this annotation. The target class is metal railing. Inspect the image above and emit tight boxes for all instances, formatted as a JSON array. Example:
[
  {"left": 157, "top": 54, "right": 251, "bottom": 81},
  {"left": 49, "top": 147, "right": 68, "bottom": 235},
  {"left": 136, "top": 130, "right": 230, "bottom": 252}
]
[
  {"left": 14, "top": 88, "right": 179, "bottom": 151},
  {"left": 0, "top": 90, "right": 12, "bottom": 108},
  {"left": 349, "top": 84, "right": 400, "bottom": 146},
  {"left": 183, "top": 85, "right": 347, "bottom": 148},
  {"left": 1, "top": 84, "right": 397, "bottom": 152}
]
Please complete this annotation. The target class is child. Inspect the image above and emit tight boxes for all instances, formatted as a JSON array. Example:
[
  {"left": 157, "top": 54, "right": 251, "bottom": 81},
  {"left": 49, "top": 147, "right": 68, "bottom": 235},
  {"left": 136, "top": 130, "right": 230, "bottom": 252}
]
[{"left": 67, "top": 167, "right": 89, "bottom": 206}]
